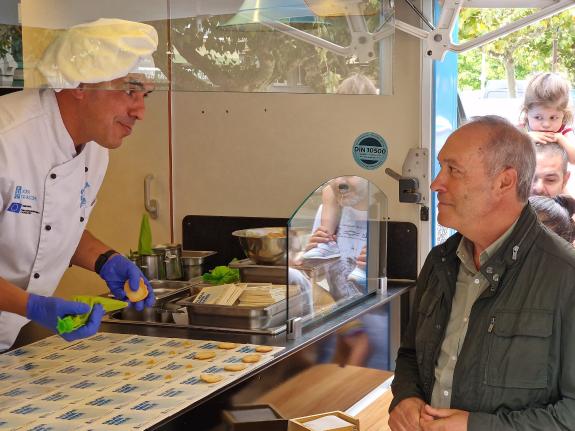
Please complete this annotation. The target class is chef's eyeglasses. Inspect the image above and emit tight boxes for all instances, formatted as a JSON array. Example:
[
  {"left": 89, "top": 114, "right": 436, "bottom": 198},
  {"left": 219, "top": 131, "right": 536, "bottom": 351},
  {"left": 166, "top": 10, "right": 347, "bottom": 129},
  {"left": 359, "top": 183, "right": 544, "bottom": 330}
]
[{"left": 123, "top": 79, "right": 154, "bottom": 98}]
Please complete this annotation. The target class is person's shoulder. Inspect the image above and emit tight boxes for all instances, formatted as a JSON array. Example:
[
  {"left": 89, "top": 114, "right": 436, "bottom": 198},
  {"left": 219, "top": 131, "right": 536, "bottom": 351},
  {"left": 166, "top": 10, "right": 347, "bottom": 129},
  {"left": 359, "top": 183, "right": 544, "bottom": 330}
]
[
  {"left": 531, "top": 225, "right": 575, "bottom": 269},
  {"left": 0, "top": 89, "right": 45, "bottom": 135}
]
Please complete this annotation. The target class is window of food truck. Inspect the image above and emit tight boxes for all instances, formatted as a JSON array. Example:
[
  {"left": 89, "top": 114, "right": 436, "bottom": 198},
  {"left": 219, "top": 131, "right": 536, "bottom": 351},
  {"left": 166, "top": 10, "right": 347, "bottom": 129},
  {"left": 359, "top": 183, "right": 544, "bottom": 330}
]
[
  {"left": 0, "top": 0, "right": 395, "bottom": 95},
  {"left": 433, "top": 3, "right": 575, "bottom": 245},
  {"left": 287, "top": 176, "right": 388, "bottom": 329}
]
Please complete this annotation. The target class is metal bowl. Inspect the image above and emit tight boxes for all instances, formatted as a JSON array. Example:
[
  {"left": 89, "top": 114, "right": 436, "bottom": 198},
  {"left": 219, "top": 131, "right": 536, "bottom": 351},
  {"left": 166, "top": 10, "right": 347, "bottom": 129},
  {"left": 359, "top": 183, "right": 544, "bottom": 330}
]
[{"left": 232, "top": 227, "right": 287, "bottom": 265}]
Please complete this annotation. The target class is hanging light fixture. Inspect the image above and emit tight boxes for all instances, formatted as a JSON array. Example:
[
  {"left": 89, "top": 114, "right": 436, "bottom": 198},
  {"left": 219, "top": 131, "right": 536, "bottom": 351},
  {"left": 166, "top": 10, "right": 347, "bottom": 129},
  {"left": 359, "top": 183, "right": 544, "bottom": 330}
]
[{"left": 221, "top": 0, "right": 323, "bottom": 28}]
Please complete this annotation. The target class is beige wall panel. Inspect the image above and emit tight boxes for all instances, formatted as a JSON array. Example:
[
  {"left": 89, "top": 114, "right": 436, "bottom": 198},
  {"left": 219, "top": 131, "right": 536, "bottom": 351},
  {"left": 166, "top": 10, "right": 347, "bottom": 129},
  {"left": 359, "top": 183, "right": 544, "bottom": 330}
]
[
  {"left": 172, "top": 34, "right": 422, "bottom": 243},
  {"left": 56, "top": 92, "right": 171, "bottom": 298}
]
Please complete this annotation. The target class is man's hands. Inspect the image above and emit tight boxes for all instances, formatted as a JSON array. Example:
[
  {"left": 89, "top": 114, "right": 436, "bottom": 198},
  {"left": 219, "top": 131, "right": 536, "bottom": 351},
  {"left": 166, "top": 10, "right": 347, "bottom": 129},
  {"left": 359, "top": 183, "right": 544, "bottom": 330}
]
[
  {"left": 389, "top": 399, "right": 469, "bottom": 431},
  {"left": 26, "top": 293, "right": 105, "bottom": 341},
  {"left": 420, "top": 405, "right": 469, "bottom": 431},
  {"left": 389, "top": 397, "right": 426, "bottom": 431},
  {"left": 98, "top": 254, "right": 155, "bottom": 311}
]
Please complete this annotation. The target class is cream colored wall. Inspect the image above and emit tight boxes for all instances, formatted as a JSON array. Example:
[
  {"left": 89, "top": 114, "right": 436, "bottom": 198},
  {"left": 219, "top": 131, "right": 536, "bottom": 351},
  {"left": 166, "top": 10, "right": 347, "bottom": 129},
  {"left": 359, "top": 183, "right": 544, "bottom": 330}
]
[
  {"left": 172, "top": 6, "right": 423, "bottom": 243},
  {"left": 55, "top": 3, "right": 425, "bottom": 298},
  {"left": 55, "top": 91, "right": 172, "bottom": 298}
]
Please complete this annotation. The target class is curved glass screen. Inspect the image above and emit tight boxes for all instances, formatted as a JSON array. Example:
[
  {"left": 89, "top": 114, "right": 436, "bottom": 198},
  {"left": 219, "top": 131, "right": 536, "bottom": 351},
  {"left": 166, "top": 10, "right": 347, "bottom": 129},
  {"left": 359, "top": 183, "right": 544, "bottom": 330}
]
[{"left": 287, "top": 175, "right": 388, "bottom": 328}]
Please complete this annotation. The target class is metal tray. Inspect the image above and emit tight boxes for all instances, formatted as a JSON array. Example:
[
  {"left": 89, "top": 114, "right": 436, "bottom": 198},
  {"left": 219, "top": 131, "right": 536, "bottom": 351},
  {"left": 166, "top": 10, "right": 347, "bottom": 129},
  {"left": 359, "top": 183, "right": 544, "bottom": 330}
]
[
  {"left": 177, "top": 293, "right": 303, "bottom": 330},
  {"left": 228, "top": 259, "right": 287, "bottom": 284}
]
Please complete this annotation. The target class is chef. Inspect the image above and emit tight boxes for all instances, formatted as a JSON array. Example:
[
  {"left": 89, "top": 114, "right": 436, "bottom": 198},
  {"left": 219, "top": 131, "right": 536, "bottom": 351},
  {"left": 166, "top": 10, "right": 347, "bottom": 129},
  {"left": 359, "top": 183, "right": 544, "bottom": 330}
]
[{"left": 0, "top": 18, "right": 158, "bottom": 351}]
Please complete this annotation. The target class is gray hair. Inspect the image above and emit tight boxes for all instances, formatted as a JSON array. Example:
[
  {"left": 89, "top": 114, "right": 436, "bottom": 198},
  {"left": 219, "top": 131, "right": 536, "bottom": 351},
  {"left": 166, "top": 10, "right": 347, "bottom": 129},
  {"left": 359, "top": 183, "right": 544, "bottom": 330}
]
[
  {"left": 336, "top": 73, "right": 378, "bottom": 95},
  {"left": 465, "top": 115, "right": 536, "bottom": 203},
  {"left": 535, "top": 142, "right": 568, "bottom": 174}
]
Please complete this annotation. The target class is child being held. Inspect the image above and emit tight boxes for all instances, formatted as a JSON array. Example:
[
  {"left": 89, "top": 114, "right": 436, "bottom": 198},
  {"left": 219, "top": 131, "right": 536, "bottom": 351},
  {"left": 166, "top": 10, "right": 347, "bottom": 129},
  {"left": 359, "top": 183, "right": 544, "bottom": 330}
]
[{"left": 519, "top": 72, "right": 575, "bottom": 163}]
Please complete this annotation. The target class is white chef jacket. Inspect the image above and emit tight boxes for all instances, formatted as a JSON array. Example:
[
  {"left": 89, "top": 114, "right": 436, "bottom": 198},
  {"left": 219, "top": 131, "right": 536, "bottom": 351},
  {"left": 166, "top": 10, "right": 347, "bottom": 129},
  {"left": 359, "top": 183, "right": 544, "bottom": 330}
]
[{"left": 0, "top": 89, "right": 108, "bottom": 351}]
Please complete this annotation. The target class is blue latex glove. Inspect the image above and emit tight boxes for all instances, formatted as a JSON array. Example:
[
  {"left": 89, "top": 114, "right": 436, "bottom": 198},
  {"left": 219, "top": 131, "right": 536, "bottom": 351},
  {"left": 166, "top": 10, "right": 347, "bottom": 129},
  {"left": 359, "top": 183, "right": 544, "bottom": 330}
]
[
  {"left": 26, "top": 294, "right": 105, "bottom": 341},
  {"left": 98, "top": 254, "right": 155, "bottom": 311}
]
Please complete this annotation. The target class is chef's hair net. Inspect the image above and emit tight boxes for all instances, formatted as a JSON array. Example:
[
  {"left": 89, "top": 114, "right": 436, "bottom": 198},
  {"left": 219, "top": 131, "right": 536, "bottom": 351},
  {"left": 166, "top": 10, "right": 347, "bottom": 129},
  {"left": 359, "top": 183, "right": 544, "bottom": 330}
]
[{"left": 37, "top": 18, "right": 158, "bottom": 90}]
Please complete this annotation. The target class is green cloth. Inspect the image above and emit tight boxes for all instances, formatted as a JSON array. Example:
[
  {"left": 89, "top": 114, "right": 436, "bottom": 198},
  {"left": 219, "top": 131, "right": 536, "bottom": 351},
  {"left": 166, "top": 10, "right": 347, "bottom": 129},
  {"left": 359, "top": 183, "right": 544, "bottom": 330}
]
[
  {"left": 138, "top": 213, "right": 153, "bottom": 255},
  {"left": 56, "top": 296, "right": 128, "bottom": 334}
]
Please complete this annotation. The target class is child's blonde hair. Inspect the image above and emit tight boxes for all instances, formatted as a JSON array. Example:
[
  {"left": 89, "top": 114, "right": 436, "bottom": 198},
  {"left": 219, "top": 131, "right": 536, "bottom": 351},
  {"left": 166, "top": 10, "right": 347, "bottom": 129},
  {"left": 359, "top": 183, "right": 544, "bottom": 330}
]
[{"left": 520, "top": 72, "right": 573, "bottom": 126}]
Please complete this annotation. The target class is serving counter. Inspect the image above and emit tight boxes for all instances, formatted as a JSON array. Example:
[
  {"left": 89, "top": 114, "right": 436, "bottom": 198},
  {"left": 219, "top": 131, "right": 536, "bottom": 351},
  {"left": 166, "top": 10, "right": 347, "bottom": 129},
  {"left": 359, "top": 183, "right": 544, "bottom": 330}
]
[{"left": 97, "top": 282, "right": 412, "bottom": 430}]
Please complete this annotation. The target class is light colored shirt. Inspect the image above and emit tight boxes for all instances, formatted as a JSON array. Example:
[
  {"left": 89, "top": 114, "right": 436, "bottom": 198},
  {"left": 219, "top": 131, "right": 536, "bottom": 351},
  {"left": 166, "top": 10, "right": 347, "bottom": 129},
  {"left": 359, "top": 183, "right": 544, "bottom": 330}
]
[{"left": 431, "top": 221, "right": 517, "bottom": 408}]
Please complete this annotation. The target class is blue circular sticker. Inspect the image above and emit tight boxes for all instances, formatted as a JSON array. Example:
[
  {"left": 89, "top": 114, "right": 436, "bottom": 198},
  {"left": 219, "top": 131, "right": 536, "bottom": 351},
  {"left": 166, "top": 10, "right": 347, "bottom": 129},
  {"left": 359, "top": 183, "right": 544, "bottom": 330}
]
[{"left": 352, "top": 132, "right": 388, "bottom": 170}]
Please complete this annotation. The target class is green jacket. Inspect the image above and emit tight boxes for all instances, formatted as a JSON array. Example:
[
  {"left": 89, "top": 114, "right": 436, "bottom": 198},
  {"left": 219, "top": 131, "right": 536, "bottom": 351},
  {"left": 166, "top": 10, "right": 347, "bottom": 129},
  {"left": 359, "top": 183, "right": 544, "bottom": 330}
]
[{"left": 391, "top": 205, "right": 575, "bottom": 430}]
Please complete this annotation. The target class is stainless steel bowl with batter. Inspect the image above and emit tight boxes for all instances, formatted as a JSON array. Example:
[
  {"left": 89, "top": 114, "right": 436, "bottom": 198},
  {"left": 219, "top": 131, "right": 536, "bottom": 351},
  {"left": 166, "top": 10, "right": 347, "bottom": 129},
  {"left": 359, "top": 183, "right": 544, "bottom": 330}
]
[{"left": 232, "top": 227, "right": 287, "bottom": 265}]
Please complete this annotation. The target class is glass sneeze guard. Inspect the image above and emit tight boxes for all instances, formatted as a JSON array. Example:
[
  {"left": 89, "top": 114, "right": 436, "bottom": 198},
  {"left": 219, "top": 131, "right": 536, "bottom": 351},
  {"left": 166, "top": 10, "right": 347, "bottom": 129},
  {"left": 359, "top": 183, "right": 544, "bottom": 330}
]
[{"left": 286, "top": 175, "right": 388, "bottom": 331}]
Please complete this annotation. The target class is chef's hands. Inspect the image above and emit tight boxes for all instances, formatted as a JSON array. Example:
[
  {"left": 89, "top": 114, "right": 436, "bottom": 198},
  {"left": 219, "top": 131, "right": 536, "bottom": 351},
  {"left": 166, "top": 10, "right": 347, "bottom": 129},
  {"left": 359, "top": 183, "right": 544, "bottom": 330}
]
[
  {"left": 389, "top": 397, "right": 426, "bottom": 431},
  {"left": 98, "top": 254, "right": 155, "bottom": 311},
  {"left": 26, "top": 293, "right": 105, "bottom": 341},
  {"left": 420, "top": 405, "right": 469, "bottom": 431},
  {"left": 305, "top": 226, "right": 336, "bottom": 251}
]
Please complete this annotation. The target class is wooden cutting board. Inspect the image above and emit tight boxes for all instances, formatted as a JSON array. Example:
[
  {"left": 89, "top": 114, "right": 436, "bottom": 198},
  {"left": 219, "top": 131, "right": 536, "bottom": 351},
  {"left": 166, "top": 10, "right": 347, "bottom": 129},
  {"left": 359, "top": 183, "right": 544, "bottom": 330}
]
[{"left": 257, "top": 363, "right": 393, "bottom": 430}]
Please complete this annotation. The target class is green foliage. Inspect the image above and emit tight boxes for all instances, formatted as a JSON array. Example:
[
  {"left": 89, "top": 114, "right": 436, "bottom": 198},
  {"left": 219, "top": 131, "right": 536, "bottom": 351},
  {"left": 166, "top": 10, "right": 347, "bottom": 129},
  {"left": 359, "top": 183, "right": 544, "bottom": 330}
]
[
  {"left": 165, "top": 11, "right": 382, "bottom": 93},
  {"left": 0, "top": 25, "right": 20, "bottom": 59},
  {"left": 457, "top": 9, "right": 575, "bottom": 91}
]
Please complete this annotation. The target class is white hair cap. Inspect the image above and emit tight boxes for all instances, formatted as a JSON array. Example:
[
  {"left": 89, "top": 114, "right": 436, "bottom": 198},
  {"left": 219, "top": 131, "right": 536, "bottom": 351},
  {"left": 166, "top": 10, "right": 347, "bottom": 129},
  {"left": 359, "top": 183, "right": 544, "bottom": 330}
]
[{"left": 38, "top": 18, "right": 159, "bottom": 89}]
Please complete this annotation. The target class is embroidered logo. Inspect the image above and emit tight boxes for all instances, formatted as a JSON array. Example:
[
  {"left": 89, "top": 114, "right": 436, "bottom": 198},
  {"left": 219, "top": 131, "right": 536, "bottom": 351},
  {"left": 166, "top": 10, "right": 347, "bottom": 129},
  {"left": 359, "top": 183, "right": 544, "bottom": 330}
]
[
  {"left": 80, "top": 181, "right": 91, "bottom": 208},
  {"left": 7, "top": 202, "right": 22, "bottom": 213}
]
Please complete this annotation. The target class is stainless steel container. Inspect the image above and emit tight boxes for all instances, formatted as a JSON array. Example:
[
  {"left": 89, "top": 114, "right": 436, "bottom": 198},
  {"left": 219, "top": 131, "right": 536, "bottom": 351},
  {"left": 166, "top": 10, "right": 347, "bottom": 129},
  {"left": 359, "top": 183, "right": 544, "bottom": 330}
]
[
  {"left": 139, "top": 253, "right": 166, "bottom": 280},
  {"left": 181, "top": 250, "right": 217, "bottom": 280},
  {"left": 154, "top": 244, "right": 183, "bottom": 280}
]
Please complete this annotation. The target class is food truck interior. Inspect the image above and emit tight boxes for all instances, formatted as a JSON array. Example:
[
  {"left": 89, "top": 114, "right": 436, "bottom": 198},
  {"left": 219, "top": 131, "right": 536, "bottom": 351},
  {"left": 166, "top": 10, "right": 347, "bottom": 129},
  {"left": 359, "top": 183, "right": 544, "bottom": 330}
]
[{"left": 0, "top": 0, "right": 573, "bottom": 429}]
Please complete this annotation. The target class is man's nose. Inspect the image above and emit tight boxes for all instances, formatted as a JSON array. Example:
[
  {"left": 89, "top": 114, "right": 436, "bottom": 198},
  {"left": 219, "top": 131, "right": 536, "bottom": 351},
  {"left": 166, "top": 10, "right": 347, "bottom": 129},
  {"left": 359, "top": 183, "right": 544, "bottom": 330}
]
[
  {"left": 531, "top": 179, "right": 546, "bottom": 196},
  {"left": 430, "top": 171, "right": 445, "bottom": 192},
  {"left": 129, "top": 94, "right": 146, "bottom": 120}
]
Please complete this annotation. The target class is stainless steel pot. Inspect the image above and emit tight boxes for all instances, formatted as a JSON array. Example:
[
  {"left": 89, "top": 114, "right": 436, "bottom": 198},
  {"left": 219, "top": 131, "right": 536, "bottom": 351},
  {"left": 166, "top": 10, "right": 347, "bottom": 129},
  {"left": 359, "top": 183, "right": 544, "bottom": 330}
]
[
  {"left": 139, "top": 253, "right": 166, "bottom": 280},
  {"left": 154, "top": 244, "right": 183, "bottom": 280}
]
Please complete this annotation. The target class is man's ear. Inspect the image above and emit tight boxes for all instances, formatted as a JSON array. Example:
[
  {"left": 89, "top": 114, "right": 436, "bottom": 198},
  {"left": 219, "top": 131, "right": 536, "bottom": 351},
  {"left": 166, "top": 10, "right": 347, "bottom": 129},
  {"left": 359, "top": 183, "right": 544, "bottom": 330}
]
[
  {"left": 497, "top": 167, "right": 518, "bottom": 196},
  {"left": 563, "top": 170, "right": 571, "bottom": 189}
]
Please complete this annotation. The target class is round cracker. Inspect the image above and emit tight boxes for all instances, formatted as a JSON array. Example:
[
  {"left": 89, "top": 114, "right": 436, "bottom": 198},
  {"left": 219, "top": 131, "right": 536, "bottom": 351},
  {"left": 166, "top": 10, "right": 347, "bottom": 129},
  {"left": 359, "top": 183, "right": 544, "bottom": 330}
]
[
  {"left": 194, "top": 351, "right": 216, "bottom": 360},
  {"left": 255, "top": 345, "right": 273, "bottom": 353},
  {"left": 124, "top": 279, "right": 149, "bottom": 302},
  {"left": 242, "top": 354, "right": 261, "bottom": 363},
  {"left": 200, "top": 373, "right": 223, "bottom": 383},
  {"left": 218, "top": 342, "right": 238, "bottom": 350},
  {"left": 224, "top": 363, "right": 247, "bottom": 372}
]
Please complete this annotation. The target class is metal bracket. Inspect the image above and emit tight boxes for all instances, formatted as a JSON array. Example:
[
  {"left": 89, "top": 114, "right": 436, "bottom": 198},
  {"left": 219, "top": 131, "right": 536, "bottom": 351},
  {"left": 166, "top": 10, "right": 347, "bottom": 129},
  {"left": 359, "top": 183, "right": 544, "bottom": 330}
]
[
  {"left": 144, "top": 174, "right": 159, "bottom": 219},
  {"left": 377, "top": 276, "right": 388, "bottom": 296},
  {"left": 402, "top": 148, "right": 429, "bottom": 207},
  {"left": 287, "top": 317, "right": 303, "bottom": 340},
  {"left": 396, "top": 0, "right": 575, "bottom": 60},
  {"left": 385, "top": 167, "right": 421, "bottom": 204}
]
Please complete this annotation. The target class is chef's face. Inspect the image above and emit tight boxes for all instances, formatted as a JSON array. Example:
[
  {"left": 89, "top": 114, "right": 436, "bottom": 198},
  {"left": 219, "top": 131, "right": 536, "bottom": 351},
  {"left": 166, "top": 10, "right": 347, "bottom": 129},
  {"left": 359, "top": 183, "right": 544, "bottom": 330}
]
[
  {"left": 329, "top": 176, "right": 369, "bottom": 209},
  {"left": 431, "top": 124, "right": 497, "bottom": 233},
  {"left": 531, "top": 153, "right": 569, "bottom": 197},
  {"left": 80, "top": 74, "right": 153, "bottom": 149}
]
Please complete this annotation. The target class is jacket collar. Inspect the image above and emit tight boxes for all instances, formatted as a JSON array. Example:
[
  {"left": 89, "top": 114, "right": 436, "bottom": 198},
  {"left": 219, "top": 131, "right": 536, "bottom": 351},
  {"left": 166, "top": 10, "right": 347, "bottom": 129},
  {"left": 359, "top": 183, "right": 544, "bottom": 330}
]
[{"left": 430, "top": 204, "right": 540, "bottom": 293}]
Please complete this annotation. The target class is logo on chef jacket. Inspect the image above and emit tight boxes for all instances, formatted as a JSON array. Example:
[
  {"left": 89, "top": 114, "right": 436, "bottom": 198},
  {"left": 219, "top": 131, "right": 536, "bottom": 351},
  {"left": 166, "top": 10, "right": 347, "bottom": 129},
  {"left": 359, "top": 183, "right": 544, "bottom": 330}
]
[
  {"left": 80, "top": 181, "right": 91, "bottom": 208},
  {"left": 7, "top": 185, "right": 39, "bottom": 215},
  {"left": 352, "top": 132, "right": 388, "bottom": 170}
]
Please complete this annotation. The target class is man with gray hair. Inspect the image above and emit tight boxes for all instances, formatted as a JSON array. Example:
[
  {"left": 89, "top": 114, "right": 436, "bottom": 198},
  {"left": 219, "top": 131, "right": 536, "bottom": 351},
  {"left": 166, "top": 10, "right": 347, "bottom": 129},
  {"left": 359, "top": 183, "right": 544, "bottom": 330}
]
[
  {"left": 531, "top": 142, "right": 570, "bottom": 197},
  {"left": 389, "top": 115, "right": 575, "bottom": 430},
  {"left": 0, "top": 18, "right": 158, "bottom": 350}
]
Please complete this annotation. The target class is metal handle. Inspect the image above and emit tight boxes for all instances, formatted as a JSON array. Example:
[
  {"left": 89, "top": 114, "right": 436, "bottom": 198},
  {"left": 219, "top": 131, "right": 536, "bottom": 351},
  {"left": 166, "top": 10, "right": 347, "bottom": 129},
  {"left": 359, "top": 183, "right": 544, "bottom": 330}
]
[{"left": 144, "top": 174, "right": 159, "bottom": 219}]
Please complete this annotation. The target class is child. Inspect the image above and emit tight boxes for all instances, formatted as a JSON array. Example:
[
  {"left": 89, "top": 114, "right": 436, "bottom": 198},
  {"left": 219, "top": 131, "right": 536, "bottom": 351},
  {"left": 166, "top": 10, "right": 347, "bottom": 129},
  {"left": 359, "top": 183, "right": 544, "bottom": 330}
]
[
  {"left": 519, "top": 72, "right": 575, "bottom": 163},
  {"left": 301, "top": 184, "right": 342, "bottom": 260}
]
